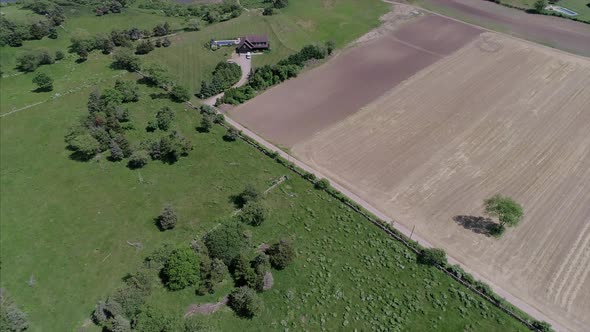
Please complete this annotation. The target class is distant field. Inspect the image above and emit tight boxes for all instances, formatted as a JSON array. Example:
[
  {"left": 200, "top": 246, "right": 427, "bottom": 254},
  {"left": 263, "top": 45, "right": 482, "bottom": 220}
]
[{"left": 501, "top": 0, "right": 590, "bottom": 21}]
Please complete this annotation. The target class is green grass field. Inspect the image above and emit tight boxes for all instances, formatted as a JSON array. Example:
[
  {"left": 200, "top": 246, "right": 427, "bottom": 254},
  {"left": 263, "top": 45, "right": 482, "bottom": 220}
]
[
  {"left": 1, "top": 1, "right": 531, "bottom": 331},
  {"left": 501, "top": 0, "right": 590, "bottom": 21}
]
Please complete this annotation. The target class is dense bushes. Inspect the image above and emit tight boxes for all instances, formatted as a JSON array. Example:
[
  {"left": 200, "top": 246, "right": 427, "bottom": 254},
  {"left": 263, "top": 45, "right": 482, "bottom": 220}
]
[
  {"left": 0, "top": 2, "right": 64, "bottom": 47},
  {"left": 228, "top": 286, "right": 263, "bottom": 318},
  {"left": 238, "top": 201, "right": 267, "bottom": 226},
  {"left": 16, "top": 50, "right": 54, "bottom": 72},
  {"left": 266, "top": 239, "right": 295, "bottom": 270},
  {"left": 138, "top": 0, "right": 242, "bottom": 23},
  {"left": 157, "top": 204, "right": 177, "bottom": 230},
  {"left": 418, "top": 248, "right": 447, "bottom": 266},
  {"left": 198, "top": 61, "right": 242, "bottom": 98},
  {"left": 145, "top": 130, "right": 192, "bottom": 163}
]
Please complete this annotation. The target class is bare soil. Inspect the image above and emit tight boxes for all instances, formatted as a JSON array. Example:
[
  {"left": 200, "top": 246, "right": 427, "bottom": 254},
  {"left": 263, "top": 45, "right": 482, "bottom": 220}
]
[
  {"left": 418, "top": 0, "right": 590, "bottom": 56},
  {"left": 229, "top": 14, "right": 482, "bottom": 146},
  {"left": 184, "top": 297, "right": 228, "bottom": 317},
  {"left": 293, "top": 33, "right": 590, "bottom": 332}
]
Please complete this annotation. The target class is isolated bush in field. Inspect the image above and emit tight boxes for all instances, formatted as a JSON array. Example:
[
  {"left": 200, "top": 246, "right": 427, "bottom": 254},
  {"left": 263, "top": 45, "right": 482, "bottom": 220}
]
[
  {"left": 267, "top": 239, "right": 294, "bottom": 270},
  {"left": 0, "top": 293, "right": 29, "bottom": 332},
  {"left": 114, "top": 79, "right": 140, "bottom": 102},
  {"left": 32, "top": 72, "right": 53, "bottom": 91},
  {"left": 314, "top": 178, "right": 330, "bottom": 190},
  {"left": 156, "top": 106, "right": 175, "bottom": 131},
  {"left": 203, "top": 221, "right": 248, "bottom": 266},
  {"left": 239, "top": 201, "right": 267, "bottom": 226},
  {"left": 170, "top": 84, "right": 191, "bottom": 102},
  {"left": 162, "top": 247, "right": 200, "bottom": 290},
  {"left": 235, "top": 184, "right": 260, "bottom": 207},
  {"left": 484, "top": 194, "right": 523, "bottom": 229},
  {"left": 128, "top": 150, "right": 149, "bottom": 168},
  {"left": 418, "top": 248, "right": 447, "bottom": 266},
  {"left": 158, "top": 204, "right": 177, "bottom": 230}
]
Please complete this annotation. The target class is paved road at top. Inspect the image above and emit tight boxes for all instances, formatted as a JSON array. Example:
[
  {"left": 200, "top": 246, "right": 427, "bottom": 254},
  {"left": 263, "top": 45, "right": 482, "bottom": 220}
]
[{"left": 415, "top": 0, "right": 590, "bottom": 57}]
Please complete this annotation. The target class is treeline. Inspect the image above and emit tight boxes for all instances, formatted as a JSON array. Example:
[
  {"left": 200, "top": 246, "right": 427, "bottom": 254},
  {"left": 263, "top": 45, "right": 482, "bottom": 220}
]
[
  {"left": 16, "top": 49, "right": 65, "bottom": 72},
  {"left": 262, "top": 0, "right": 288, "bottom": 15},
  {"left": 138, "top": 0, "right": 242, "bottom": 23},
  {"left": 219, "top": 43, "right": 331, "bottom": 105},
  {"left": 69, "top": 22, "right": 174, "bottom": 59},
  {"left": 90, "top": 184, "right": 294, "bottom": 331},
  {"left": 94, "top": 0, "right": 130, "bottom": 16},
  {"left": 197, "top": 61, "right": 242, "bottom": 98},
  {"left": 0, "top": 0, "right": 65, "bottom": 47}
]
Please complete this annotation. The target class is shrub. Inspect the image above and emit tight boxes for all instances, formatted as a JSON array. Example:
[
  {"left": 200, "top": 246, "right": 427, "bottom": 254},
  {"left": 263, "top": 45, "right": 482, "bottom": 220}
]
[
  {"left": 232, "top": 254, "right": 257, "bottom": 287},
  {"left": 92, "top": 297, "right": 123, "bottom": 326},
  {"left": 67, "top": 133, "right": 101, "bottom": 160},
  {"left": 266, "top": 239, "right": 294, "bottom": 270},
  {"left": 235, "top": 184, "right": 260, "bottom": 207},
  {"left": 418, "top": 248, "right": 447, "bottom": 266},
  {"left": 223, "top": 127, "right": 239, "bottom": 141},
  {"left": 197, "top": 61, "right": 242, "bottom": 98},
  {"left": 136, "top": 39, "right": 155, "bottom": 54},
  {"left": 133, "top": 306, "right": 181, "bottom": 332},
  {"left": 158, "top": 204, "right": 177, "bottom": 230},
  {"left": 262, "top": 7, "right": 275, "bottom": 15},
  {"left": 143, "top": 63, "right": 173, "bottom": 87},
  {"left": 113, "top": 48, "right": 142, "bottom": 71},
  {"left": 128, "top": 150, "right": 149, "bottom": 168},
  {"left": 162, "top": 37, "right": 171, "bottom": 47},
  {"left": 239, "top": 202, "right": 266, "bottom": 226},
  {"left": 156, "top": 106, "right": 175, "bottom": 131},
  {"left": 55, "top": 50, "right": 65, "bottom": 60},
  {"left": 105, "top": 315, "right": 131, "bottom": 332},
  {"left": 210, "top": 258, "right": 229, "bottom": 283},
  {"left": 109, "top": 141, "right": 124, "bottom": 161},
  {"left": 199, "top": 114, "right": 213, "bottom": 132},
  {"left": 228, "top": 286, "right": 262, "bottom": 318},
  {"left": 532, "top": 320, "right": 554, "bottom": 332},
  {"left": 162, "top": 247, "right": 200, "bottom": 290},
  {"left": 32, "top": 72, "right": 53, "bottom": 91},
  {"left": 203, "top": 221, "right": 249, "bottom": 266},
  {"left": 184, "top": 316, "right": 210, "bottom": 332},
  {"left": 314, "top": 178, "right": 330, "bottom": 190}
]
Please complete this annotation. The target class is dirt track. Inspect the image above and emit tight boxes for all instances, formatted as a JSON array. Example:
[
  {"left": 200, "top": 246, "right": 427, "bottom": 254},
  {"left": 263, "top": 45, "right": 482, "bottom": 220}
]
[
  {"left": 230, "top": 15, "right": 482, "bottom": 146},
  {"left": 416, "top": 0, "right": 590, "bottom": 56},
  {"left": 293, "top": 33, "right": 590, "bottom": 332}
]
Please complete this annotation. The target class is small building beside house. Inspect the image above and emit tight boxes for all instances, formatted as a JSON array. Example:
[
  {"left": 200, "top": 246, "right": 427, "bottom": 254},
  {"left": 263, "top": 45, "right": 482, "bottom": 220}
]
[{"left": 236, "top": 35, "right": 270, "bottom": 53}]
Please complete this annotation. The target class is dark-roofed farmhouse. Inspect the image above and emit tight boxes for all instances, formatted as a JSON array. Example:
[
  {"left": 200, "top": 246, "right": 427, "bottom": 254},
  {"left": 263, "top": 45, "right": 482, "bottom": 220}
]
[{"left": 236, "top": 35, "right": 270, "bottom": 53}]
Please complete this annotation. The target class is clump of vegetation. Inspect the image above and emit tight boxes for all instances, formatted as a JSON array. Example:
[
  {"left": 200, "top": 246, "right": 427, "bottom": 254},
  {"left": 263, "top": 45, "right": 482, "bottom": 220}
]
[
  {"left": 198, "top": 61, "right": 242, "bottom": 98},
  {"left": 418, "top": 248, "right": 447, "bottom": 266},
  {"left": 484, "top": 194, "right": 523, "bottom": 237},
  {"left": 203, "top": 221, "right": 249, "bottom": 266},
  {"left": 128, "top": 150, "right": 150, "bottom": 169},
  {"left": 146, "top": 130, "right": 192, "bottom": 163},
  {"left": 157, "top": 204, "right": 178, "bottom": 230},
  {"left": 112, "top": 48, "right": 142, "bottom": 71},
  {"left": 238, "top": 201, "right": 267, "bottom": 226},
  {"left": 228, "top": 286, "right": 263, "bottom": 318},
  {"left": 162, "top": 247, "right": 200, "bottom": 290},
  {"left": 266, "top": 239, "right": 294, "bottom": 270},
  {"left": 234, "top": 184, "right": 260, "bottom": 208},
  {"left": 32, "top": 72, "right": 53, "bottom": 91},
  {"left": 16, "top": 50, "right": 54, "bottom": 72},
  {"left": 114, "top": 79, "right": 140, "bottom": 102},
  {"left": 170, "top": 84, "right": 191, "bottom": 102},
  {"left": 0, "top": 292, "right": 29, "bottom": 332},
  {"left": 314, "top": 178, "right": 330, "bottom": 190}
]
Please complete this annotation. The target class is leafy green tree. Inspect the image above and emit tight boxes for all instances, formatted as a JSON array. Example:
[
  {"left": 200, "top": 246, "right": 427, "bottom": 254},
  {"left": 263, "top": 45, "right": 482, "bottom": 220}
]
[
  {"left": 170, "top": 84, "right": 191, "bottom": 102},
  {"left": 32, "top": 72, "right": 53, "bottom": 91},
  {"left": 186, "top": 18, "right": 202, "bottom": 31},
  {"left": 158, "top": 204, "right": 177, "bottom": 230},
  {"left": 77, "top": 48, "right": 89, "bottom": 61},
  {"left": 114, "top": 79, "right": 139, "bottom": 102},
  {"left": 162, "top": 247, "right": 200, "bottom": 290},
  {"left": 533, "top": 0, "right": 546, "bottom": 12},
  {"left": 267, "top": 239, "right": 294, "bottom": 270},
  {"left": 484, "top": 194, "right": 523, "bottom": 228},
  {"left": 239, "top": 202, "right": 266, "bottom": 226},
  {"left": 143, "top": 63, "right": 173, "bottom": 87},
  {"left": 113, "top": 48, "right": 141, "bottom": 71},
  {"left": 203, "top": 221, "right": 248, "bottom": 266},
  {"left": 17, "top": 53, "right": 40, "bottom": 72},
  {"left": 135, "top": 39, "right": 155, "bottom": 55},
  {"left": 29, "top": 21, "right": 49, "bottom": 40},
  {"left": 210, "top": 258, "right": 229, "bottom": 283},
  {"left": 199, "top": 114, "right": 213, "bottom": 132},
  {"left": 228, "top": 286, "right": 263, "bottom": 318},
  {"left": 128, "top": 150, "right": 149, "bottom": 168},
  {"left": 314, "top": 178, "right": 329, "bottom": 190},
  {"left": 418, "top": 248, "right": 447, "bottom": 266},
  {"left": 67, "top": 133, "right": 100, "bottom": 160},
  {"left": 109, "top": 141, "right": 124, "bottom": 161},
  {"left": 105, "top": 315, "right": 131, "bottom": 332},
  {"left": 184, "top": 316, "right": 211, "bottom": 332},
  {"left": 223, "top": 127, "right": 239, "bottom": 141},
  {"left": 162, "top": 37, "right": 171, "bottom": 47},
  {"left": 156, "top": 106, "right": 175, "bottom": 131},
  {"left": 325, "top": 40, "right": 335, "bottom": 55}
]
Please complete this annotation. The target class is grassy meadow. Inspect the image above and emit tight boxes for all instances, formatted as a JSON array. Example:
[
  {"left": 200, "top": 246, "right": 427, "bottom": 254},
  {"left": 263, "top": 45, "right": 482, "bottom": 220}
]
[
  {"left": 500, "top": 0, "right": 590, "bottom": 20},
  {"left": 1, "top": 0, "right": 530, "bottom": 331}
]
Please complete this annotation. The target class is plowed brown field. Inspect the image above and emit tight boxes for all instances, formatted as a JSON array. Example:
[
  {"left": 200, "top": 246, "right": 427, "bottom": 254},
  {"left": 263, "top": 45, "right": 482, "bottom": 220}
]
[{"left": 293, "top": 33, "right": 590, "bottom": 331}]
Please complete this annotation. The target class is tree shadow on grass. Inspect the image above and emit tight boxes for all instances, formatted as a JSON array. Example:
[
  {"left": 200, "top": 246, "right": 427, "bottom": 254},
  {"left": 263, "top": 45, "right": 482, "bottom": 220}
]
[
  {"left": 453, "top": 215, "right": 497, "bottom": 237},
  {"left": 150, "top": 92, "right": 170, "bottom": 100}
]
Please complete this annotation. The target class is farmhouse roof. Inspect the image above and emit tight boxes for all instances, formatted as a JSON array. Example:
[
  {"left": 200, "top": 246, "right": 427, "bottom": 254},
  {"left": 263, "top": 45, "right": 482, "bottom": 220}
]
[{"left": 238, "top": 35, "right": 269, "bottom": 49}]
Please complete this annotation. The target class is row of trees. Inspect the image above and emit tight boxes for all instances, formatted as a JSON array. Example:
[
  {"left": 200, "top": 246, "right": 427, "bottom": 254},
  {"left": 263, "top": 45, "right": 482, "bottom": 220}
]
[
  {"left": 138, "top": 0, "right": 242, "bottom": 23},
  {"left": 16, "top": 49, "right": 64, "bottom": 72},
  {"left": 95, "top": 0, "right": 129, "bottom": 16},
  {"left": 219, "top": 43, "right": 329, "bottom": 105}
]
